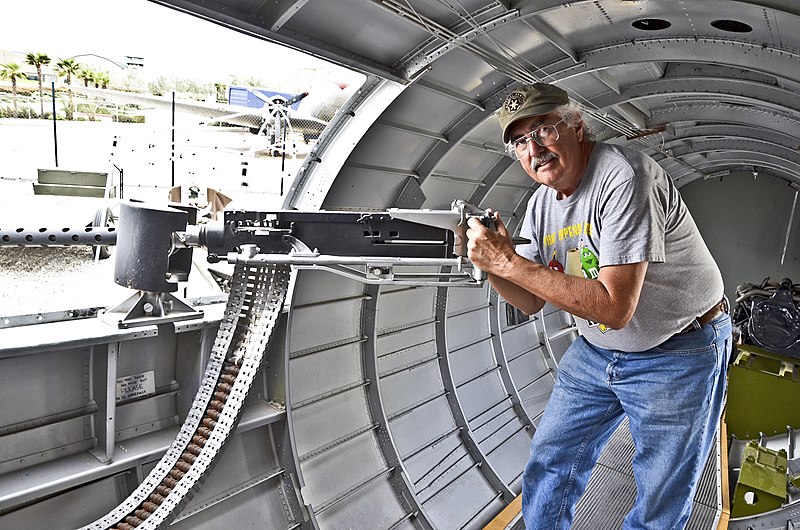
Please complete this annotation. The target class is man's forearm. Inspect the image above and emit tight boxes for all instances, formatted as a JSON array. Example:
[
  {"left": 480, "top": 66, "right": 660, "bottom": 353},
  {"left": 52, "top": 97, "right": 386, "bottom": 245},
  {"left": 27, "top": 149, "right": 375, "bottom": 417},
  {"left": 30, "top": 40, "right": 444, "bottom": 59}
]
[
  {"left": 464, "top": 215, "right": 644, "bottom": 328},
  {"left": 495, "top": 254, "right": 646, "bottom": 329},
  {"left": 488, "top": 273, "right": 546, "bottom": 315}
]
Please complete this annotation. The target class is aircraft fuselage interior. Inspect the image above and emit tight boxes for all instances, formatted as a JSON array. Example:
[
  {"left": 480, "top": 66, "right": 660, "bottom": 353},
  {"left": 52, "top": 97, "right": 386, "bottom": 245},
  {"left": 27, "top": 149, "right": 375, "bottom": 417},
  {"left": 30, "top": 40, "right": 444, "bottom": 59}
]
[{"left": 2, "top": 1, "right": 800, "bottom": 529}]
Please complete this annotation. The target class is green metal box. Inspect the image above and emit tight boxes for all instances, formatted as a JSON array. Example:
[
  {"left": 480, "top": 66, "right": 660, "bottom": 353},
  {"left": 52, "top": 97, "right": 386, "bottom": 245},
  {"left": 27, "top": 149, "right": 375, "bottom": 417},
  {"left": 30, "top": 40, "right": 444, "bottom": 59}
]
[
  {"left": 726, "top": 344, "right": 800, "bottom": 440},
  {"left": 731, "top": 441, "right": 787, "bottom": 517}
]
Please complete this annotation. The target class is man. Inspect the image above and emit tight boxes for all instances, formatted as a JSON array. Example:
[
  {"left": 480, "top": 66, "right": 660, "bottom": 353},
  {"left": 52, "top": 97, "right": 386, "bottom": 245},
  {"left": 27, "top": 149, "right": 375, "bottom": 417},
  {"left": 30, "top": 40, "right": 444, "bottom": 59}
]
[{"left": 466, "top": 83, "right": 731, "bottom": 529}]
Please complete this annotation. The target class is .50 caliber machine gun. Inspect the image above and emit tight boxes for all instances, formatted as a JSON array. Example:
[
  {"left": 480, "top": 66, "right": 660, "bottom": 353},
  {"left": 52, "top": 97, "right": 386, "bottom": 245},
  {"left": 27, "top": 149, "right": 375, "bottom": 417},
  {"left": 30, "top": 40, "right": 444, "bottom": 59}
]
[
  {"left": 2, "top": 199, "right": 515, "bottom": 327},
  {"left": 180, "top": 198, "right": 497, "bottom": 285}
]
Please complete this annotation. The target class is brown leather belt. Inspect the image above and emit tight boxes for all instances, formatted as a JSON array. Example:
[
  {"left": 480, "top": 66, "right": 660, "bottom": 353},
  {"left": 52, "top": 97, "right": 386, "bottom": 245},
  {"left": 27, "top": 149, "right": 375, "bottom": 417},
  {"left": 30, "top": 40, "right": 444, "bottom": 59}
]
[{"left": 677, "top": 298, "right": 727, "bottom": 335}]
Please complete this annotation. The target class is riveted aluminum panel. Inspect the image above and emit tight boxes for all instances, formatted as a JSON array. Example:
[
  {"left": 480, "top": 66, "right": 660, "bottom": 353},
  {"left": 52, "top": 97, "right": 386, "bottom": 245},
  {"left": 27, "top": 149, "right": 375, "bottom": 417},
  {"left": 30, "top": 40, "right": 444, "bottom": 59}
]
[
  {"left": 288, "top": 297, "right": 365, "bottom": 354},
  {"left": 448, "top": 339, "right": 496, "bottom": 386},
  {"left": 323, "top": 165, "right": 421, "bottom": 210},
  {"left": 292, "top": 390, "right": 373, "bottom": 457},
  {"left": 290, "top": 270, "right": 366, "bottom": 307},
  {"left": 380, "top": 361, "right": 444, "bottom": 418},
  {"left": 456, "top": 373, "right": 509, "bottom": 425},
  {"left": 348, "top": 124, "right": 439, "bottom": 169},
  {"left": 377, "top": 335, "right": 437, "bottom": 375},
  {"left": 0, "top": 346, "right": 88, "bottom": 427},
  {"left": 290, "top": 342, "right": 363, "bottom": 404},
  {"left": 170, "top": 427, "right": 291, "bottom": 529},
  {"left": 382, "top": 83, "right": 476, "bottom": 137},
  {"left": 377, "top": 286, "right": 438, "bottom": 324},
  {"left": 276, "top": 0, "right": 431, "bottom": 67},
  {"left": 0, "top": 346, "right": 92, "bottom": 474},
  {"left": 298, "top": 427, "right": 386, "bottom": 506},
  {"left": 314, "top": 477, "right": 415, "bottom": 529},
  {"left": 389, "top": 397, "right": 458, "bottom": 461},
  {"left": 480, "top": 421, "right": 530, "bottom": 486},
  {"left": 447, "top": 311, "right": 491, "bottom": 352},
  {"left": 0, "top": 473, "right": 120, "bottom": 528},
  {"left": 421, "top": 465, "right": 496, "bottom": 528},
  {"left": 114, "top": 329, "right": 180, "bottom": 439},
  {"left": 507, "top": 350, "right": 555, "bottom": 394},
  {"left": 500, "top": 320, "right": 545, "bottom": 359}
]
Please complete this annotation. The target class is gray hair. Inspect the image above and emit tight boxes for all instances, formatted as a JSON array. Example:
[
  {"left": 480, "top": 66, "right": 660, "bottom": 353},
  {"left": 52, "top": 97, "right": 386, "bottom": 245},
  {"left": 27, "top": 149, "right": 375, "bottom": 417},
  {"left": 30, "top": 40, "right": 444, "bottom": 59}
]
[{"left": 555, "top": 101, "right": 594, "bottom": 141}]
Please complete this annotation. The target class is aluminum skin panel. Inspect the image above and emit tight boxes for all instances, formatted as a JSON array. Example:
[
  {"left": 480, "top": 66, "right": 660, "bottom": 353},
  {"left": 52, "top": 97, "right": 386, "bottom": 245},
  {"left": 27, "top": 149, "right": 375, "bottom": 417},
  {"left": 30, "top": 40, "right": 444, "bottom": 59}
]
[
  {"left": 290, "top": 342, "right": 363, "bottom": 404},
  {"left": 421, "top": 465, "right": 497, "bottom": 528},
  {"left": 380, "top": 361, "right": 445, "bottom": 420},
  {"left": 447, "top": 338, "right": 496, "bottom": 387},
  {"left": 169, "top": 427, "right": 291, "bottom": 529},
  {"left": 377, "top": 337, "right": 437, "bottom": 376},
  {"left": 388, "top": 396, "right": 459, "bottom": 458}
]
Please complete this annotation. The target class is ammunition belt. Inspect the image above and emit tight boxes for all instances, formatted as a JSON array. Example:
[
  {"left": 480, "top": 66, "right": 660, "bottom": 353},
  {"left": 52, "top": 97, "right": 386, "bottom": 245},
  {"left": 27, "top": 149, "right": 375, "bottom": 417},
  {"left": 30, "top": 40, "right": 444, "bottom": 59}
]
[{"left": 80, "top": 263, "right": 291, "bottom": 530}]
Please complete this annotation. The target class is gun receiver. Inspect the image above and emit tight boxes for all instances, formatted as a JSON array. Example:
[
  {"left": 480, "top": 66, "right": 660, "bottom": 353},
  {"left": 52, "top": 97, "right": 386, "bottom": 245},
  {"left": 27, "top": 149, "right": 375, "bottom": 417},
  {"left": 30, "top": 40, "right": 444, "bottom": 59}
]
[{"left": 183, "top": 199, "right": 494, "bottom": 286}]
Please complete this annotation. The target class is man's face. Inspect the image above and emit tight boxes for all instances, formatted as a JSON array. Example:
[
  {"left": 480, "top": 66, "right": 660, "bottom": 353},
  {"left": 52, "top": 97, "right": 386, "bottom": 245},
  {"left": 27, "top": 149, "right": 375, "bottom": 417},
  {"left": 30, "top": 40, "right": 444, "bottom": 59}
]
[{"left": 507, "top": 111, "right": 585, "bottom": 195}]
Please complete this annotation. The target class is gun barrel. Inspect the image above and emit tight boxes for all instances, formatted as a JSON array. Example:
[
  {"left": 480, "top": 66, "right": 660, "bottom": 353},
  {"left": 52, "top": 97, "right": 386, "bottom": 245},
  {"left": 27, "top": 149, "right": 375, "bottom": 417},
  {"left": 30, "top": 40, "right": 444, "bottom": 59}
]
[{"left": 0, "top": 226, "right": 117, "bottom": 248}]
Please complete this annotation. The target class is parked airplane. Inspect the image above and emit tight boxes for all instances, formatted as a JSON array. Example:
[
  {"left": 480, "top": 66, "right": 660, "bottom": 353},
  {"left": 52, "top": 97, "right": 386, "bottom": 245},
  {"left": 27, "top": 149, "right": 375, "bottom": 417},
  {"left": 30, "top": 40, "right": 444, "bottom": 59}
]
[{"left": 70, "top": 81, "right": 356, "bottom": 156}]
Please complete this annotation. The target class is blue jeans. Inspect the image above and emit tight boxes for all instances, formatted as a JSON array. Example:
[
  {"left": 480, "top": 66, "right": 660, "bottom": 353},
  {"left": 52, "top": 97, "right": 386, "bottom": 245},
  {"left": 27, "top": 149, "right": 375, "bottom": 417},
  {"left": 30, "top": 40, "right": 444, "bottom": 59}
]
[{"left": 522, "top": 313, "right": 731, "bottom": 529}]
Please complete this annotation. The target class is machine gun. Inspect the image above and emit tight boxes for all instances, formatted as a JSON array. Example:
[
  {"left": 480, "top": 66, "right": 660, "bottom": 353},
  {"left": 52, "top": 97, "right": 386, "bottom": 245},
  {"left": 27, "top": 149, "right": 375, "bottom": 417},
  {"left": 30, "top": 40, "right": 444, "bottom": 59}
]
[{"left": 1, "top": 199, "right": 509, "bottom": 327}]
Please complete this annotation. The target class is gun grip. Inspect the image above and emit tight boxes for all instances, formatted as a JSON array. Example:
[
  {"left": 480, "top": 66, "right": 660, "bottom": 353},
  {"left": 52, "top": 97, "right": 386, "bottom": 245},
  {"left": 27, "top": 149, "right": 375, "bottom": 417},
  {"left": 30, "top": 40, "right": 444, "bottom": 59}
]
[{"left": 470, "top": 211, "right": 495, "bottom": 282}]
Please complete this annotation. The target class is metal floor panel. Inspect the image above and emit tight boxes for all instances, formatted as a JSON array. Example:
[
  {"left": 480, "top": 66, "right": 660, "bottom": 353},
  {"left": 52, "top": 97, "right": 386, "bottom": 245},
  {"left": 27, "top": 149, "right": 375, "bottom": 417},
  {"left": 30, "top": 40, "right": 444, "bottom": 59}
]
[{"left": 573, "top": 418, "right": 721, "bottom": 529}]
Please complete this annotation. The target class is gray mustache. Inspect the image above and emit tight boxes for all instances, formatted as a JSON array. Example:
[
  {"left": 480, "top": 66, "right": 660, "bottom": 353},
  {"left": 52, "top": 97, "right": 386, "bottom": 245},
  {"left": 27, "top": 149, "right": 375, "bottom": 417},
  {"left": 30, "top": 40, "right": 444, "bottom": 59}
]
[{"left": 532, "top": 151, "right": 557, "bottom": 170}]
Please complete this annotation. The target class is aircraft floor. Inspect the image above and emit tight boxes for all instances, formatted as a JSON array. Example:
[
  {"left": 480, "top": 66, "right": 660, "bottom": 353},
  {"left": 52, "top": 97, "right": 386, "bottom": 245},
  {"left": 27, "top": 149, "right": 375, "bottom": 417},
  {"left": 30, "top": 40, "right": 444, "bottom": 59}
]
[{"left": 572, "top": 417, "right": 721, "bottom": 529}]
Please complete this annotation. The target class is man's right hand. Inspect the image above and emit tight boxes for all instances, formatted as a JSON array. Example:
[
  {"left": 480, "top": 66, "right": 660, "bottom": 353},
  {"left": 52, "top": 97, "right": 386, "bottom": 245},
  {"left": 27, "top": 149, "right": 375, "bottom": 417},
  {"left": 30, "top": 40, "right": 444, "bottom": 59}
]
[{"left": 466, "top": 212, "right": 518, "bottom": 277}]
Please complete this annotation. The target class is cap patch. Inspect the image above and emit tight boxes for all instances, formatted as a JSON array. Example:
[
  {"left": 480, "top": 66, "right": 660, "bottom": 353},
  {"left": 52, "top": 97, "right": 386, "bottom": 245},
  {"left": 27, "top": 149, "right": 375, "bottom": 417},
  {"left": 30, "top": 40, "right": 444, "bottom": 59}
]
[{"left": 504, "top": 92, "right": 525, "bottom": 113}]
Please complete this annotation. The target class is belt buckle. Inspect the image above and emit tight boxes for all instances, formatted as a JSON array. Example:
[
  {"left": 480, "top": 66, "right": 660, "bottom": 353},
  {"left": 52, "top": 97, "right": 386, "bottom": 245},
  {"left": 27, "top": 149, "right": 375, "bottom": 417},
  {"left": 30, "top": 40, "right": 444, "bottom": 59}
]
[{"left": 679, "top": 296, "right": 728, "bottom": 335}]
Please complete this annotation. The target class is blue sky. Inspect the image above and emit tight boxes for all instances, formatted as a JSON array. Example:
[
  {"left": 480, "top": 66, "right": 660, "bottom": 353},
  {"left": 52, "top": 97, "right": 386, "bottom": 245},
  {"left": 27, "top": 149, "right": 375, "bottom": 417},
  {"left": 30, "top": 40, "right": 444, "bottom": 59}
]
[{"left": 2, "top": 0, "right": 360, "bottom": 89}]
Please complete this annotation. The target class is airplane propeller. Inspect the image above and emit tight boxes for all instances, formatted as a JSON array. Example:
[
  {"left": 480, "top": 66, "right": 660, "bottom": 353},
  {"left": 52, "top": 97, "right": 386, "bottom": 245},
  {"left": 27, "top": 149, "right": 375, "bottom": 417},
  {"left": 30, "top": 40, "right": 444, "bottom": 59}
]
[{"left": 248, "top": 89, "right": 309, "bottom": 160}]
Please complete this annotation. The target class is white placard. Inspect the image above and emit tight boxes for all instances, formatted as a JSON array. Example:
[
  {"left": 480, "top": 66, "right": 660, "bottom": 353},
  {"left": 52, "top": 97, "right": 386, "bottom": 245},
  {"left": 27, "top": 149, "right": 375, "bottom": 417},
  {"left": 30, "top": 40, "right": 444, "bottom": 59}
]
[{"left": 116, "top": 370, "right": 156, "bottom": 401}]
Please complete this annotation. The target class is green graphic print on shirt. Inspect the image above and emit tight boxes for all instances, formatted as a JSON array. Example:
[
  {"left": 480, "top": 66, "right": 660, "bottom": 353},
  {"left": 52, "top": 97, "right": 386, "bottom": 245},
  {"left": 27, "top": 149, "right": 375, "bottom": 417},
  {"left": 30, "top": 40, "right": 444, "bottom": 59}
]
[{"left": 543, "top": 225, "right": 609, "bottom": 333}]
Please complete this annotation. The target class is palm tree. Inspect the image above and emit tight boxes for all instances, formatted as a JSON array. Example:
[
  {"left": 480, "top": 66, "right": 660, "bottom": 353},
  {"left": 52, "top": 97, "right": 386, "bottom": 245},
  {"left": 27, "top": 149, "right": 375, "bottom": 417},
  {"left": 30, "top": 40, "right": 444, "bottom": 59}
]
[
  {"left": 77, "top": 67, "right": 98, "bottom": 120},
  {"left": 56, "top": 57, "right": 81, "bottom": 120},
  {"left": 0, "top": 63, "right": 25, "bottom": 117},
  {"left": 25, "top": 52, "right": 51, "bottom": 117},
  {"left": 95, "top": 72, "right": 110, "bottom": 89},
  {"left": 78, "top": 67, "right": 95, "bottom": 88}
]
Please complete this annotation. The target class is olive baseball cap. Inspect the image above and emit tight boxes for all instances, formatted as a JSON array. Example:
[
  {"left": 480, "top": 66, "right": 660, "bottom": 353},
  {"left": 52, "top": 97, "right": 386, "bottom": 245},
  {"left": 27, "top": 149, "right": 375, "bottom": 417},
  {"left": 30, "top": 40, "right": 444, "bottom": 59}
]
[{"left": 498, "top": 83, "right": 570, "bottom": 143}]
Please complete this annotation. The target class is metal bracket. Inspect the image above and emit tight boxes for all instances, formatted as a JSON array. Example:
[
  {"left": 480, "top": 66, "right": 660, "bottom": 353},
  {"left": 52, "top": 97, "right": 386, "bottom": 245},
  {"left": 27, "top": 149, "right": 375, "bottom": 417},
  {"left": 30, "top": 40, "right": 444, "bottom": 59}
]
[{"left": 100, "top": 291, "right": 203, "bottom": 329}]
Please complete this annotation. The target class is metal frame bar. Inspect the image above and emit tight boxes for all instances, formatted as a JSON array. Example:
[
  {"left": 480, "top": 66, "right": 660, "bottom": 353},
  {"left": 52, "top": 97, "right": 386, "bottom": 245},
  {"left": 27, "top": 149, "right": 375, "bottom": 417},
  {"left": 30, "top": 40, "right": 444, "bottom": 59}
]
[
  {"left": 363, "top": 283, "right": 434, "bottom": 529},
  {"left": 489, "top": 291, "right": 536, "bottom": 439},
  {"left": 89, "top": 342, "right": 118, "bottom": 463}
]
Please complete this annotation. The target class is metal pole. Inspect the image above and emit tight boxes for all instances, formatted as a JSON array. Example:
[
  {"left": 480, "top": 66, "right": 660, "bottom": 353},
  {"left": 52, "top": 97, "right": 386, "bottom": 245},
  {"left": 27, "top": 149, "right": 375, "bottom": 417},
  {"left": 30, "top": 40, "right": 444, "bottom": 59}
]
[
  {"left": 114, "top": 164, "right": 124, "bottom": 199},
  {"left": 781, "top": 186, "right": 799, "bottom": 265},
  {"left": 280, "top": 121, "right": 287, "bottom": 195},
  {"left": 171, "top": 91, "right": 176, "bottom": 187},
  {"left": 51, "top": 82, "right": 58, "bottom": 167}
]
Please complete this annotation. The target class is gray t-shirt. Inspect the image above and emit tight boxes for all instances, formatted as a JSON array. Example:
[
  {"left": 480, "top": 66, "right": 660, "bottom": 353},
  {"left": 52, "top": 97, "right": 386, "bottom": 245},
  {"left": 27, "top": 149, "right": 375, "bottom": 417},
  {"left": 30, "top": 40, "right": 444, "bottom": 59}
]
[{"left": 517, "top": 142, "right": 724, "bottom": 352}]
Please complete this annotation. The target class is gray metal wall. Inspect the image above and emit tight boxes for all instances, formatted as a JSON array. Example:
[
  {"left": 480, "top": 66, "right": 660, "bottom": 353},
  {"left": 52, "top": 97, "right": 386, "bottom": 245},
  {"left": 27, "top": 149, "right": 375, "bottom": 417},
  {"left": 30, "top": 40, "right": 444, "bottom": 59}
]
[{"left": 681, "top": 171, "right": 800, "bottom": 301}]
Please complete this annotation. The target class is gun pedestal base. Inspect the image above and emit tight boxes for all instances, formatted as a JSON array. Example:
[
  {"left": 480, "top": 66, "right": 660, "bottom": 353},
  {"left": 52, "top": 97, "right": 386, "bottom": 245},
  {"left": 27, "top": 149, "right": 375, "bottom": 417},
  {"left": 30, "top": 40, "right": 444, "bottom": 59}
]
[{"left": 100, "top": 290, "right": 203, "bottom": 329}]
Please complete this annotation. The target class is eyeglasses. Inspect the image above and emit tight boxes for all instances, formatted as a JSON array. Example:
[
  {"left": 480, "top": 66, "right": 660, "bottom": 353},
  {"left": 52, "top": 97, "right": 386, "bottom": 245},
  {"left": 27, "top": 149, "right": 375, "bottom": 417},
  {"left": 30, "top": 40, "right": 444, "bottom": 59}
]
[{"left": 506, "top": 119, "right": 566, "bottom": 160}]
